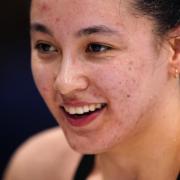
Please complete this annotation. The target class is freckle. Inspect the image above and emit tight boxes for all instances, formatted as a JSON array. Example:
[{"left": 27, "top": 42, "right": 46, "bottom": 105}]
[
  {"left": 41, "top": 3, "right": 50, "bottom": 11},
  {"left": 93, "top": 92, "right": 102, "bottom": 98},
  {"left": 126, "top": 94, "right": 131, "bottom": 98},
  {"left": 55, "top": 17, "right": 60, "bottom": 23},
  {"left": 128, "top": 61, "right": 133, "bottom": 65}
]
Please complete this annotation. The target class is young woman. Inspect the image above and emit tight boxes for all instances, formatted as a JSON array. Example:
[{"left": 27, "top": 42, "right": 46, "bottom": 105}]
[{"left": 4, "top": 0, "right": 180, "bottom": 179}]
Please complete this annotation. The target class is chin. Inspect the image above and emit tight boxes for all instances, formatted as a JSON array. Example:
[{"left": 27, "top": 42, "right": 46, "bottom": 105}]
[
  {"left": 70, "top": 143, "right": 107, "bottom": 154},
  {"left": 64, "top": 134, "right": 102, "bottom": 154},
  {"left": 65, "top": 134, "right": 118, "bottom": 155}
]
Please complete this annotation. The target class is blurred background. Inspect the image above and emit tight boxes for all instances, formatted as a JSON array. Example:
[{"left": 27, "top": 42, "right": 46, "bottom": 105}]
[{"left": 0, "top": 1, "right": 57, "bottom": 179}]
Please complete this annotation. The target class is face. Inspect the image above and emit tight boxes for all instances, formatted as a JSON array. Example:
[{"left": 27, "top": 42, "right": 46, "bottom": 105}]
[{"left": 31, "top": 0, "right": 171, "bottom": 153}]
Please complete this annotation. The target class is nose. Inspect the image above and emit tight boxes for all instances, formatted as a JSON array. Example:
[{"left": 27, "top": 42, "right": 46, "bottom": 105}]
[{"left": 53, "top": 55, "right": 89, "bottom": 95}]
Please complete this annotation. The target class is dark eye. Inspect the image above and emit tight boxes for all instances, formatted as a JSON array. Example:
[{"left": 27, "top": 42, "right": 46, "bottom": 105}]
[
  {"left": 35, "top": 43, "right": 57, "bottom": 54},
  {"left": 86, "top": 43, "right": 112, "bottom": 53}
]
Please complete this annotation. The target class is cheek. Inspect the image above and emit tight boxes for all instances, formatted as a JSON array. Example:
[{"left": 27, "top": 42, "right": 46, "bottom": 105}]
[
  {"left": 94, "top": 62, "right": 142, "bottom": 102},
  {"left": 92, "top": 60, "right": 153, "bottom": 127},
  {"left": 31, "top": 62, "right": 55, "bottom": 98},
  {"left": 101, "top": 72, "right": 141, "bottom": 118}
]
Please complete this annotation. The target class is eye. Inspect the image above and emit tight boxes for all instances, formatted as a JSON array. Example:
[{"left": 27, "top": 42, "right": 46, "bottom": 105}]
[
  {"left": 86, "top": 43, "right": 112, "bottom": 53},
  {"left": 35, "top": 42, "right": 58, "bottom": 54}
]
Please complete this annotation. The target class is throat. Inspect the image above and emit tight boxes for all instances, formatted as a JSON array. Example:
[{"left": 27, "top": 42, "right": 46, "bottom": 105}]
[{"left": 97, "top": 145, "right": 180, "bottom": 180}]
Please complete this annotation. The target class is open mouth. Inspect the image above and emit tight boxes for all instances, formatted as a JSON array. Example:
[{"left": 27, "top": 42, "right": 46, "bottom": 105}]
[{"left": 61, "top": 103, "right": 107, "bottom": 120}]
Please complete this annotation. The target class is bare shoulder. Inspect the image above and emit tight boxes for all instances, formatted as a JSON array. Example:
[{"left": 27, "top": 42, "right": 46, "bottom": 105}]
[{"left": 3, "top": 127, "right": 81, "bottom": 180}]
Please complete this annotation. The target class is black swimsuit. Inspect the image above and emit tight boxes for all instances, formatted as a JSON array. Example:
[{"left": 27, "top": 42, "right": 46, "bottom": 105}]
[
  {"left": 73, "top": 155, "right": 180, "bottom": 180},
  {"left": 74, "top": 155, "right": 95, "bottom": 180}
]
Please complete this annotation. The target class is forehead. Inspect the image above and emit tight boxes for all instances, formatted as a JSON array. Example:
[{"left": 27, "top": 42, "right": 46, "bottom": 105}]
[
  {"left": 31, "top": 0, "right": 132, "bottom": 21},
  {"left": 31, "top": 0, "right": 137, "bottom": 37},
  {"left": 31, "top": 0, "right": 123, "bottom": 10}
]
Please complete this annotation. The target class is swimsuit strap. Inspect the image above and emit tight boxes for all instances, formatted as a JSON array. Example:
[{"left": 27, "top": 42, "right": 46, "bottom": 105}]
[
  {"left": 73, "top": 154, "right": 180, "bottom": 180},
  {"left": 73, "top": 154, "right": 95, "bottom": 180}
]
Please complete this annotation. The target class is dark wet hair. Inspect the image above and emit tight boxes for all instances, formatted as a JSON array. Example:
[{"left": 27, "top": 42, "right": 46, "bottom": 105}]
[{"left": 134, "top": 0, "right": 180, "bottom": 35}]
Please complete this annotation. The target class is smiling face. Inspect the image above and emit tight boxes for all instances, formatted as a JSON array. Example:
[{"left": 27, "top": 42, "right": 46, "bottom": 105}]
[{"left": 30, "top": 0, "right": 172, "bottom": 153}]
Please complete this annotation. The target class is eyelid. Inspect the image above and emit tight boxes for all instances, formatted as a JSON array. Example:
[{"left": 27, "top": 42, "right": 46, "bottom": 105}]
[
  {"left": 88, "top": 42, "right": 113, "bottom": 48},
  {"left": 34, "top": 40, "right": 58, "bottom": 52},
  {"left": 86, "top": 42, "right": 113, "bottom": 53}
]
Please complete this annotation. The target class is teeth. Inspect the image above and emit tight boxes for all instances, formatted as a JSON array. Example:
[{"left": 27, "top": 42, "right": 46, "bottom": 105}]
[
  {"left": 63, "top": 103, "right": 105, "bottom": 115},
  {"left": 69, "top": 107, "right": 76, "bottom": 115},
  {"left": 76, "top": 107, "right": 84, "bottom": 114},
  {"left": 89, "top": 105, "right": 96, "bottom": 111},
  {"left": 83, "top": 105, "right": 89, "bottom": 113},
  {"left": 96, "top": 104, "right": 101, "bottom": 109}
]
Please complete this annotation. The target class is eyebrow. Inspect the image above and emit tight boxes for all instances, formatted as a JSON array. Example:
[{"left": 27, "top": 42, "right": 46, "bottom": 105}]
[
  {"left": 30, "top": 22, "right": 53, "bottom": 36},
  {"left": 76, "top": 25, "right": 119, "bottom": 37},
  {"left": 30, "top": 23, "right": 119, "bottom": 37}
]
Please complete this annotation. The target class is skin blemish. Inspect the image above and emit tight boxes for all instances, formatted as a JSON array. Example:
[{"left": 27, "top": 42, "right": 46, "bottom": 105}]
[
  {"left": 40, "top": 3, "right": 50, "bottom": 12},
  {"left": 126, "top": 94, "right": 131, "bottom": 98},
  {"left": 128, "top": 61, "right": 133, "bottom": 65},
  {"left": 42, "top": 87, "right": 49, "bottom": 92},
  {"left": 55, "top": 17, "right": 60, "bottom": 23}
]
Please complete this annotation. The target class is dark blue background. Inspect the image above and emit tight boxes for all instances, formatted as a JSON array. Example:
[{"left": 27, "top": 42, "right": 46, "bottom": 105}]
[{"left": 0, "top": 1, "right": 57, "bottom": 178}]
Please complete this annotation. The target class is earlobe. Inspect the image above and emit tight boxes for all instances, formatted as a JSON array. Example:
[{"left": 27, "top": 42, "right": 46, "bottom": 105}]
[{"left": 168, "top": 61, "right": 179, "bottom": 78}]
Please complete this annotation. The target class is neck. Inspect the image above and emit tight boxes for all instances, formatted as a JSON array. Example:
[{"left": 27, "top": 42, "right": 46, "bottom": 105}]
[
  {"left": 97, "top": 84, "right": 180, "bottom": 180},
  {"left": 98, "top": 132, "right": 180, "bottom": 180}
]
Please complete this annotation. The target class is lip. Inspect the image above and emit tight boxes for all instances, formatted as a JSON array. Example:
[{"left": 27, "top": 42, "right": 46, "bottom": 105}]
[{"left": 60, "top": 104, "right": 106, "bottom": 127}]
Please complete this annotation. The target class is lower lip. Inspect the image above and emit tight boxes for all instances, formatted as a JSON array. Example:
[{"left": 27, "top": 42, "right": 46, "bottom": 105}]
[{"left": 64, "top": 108, "right": 105, "bottom": 127}]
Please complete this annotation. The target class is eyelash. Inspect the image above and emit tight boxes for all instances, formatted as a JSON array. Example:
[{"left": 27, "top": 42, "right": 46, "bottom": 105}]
[
  {"left": 34, "top": 42, "right": 113, "bottom": 56},
  {"left": 35, "top": 42, "right": 58, "bottom": 54},
  {"left": 86, "top": 43, "right": 112, "bottom": 53}
]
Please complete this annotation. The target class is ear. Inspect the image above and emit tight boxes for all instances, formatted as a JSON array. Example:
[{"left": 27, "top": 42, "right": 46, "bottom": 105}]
[{"left": 168, "top": 26, "right": 180, "bottom": 78}]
